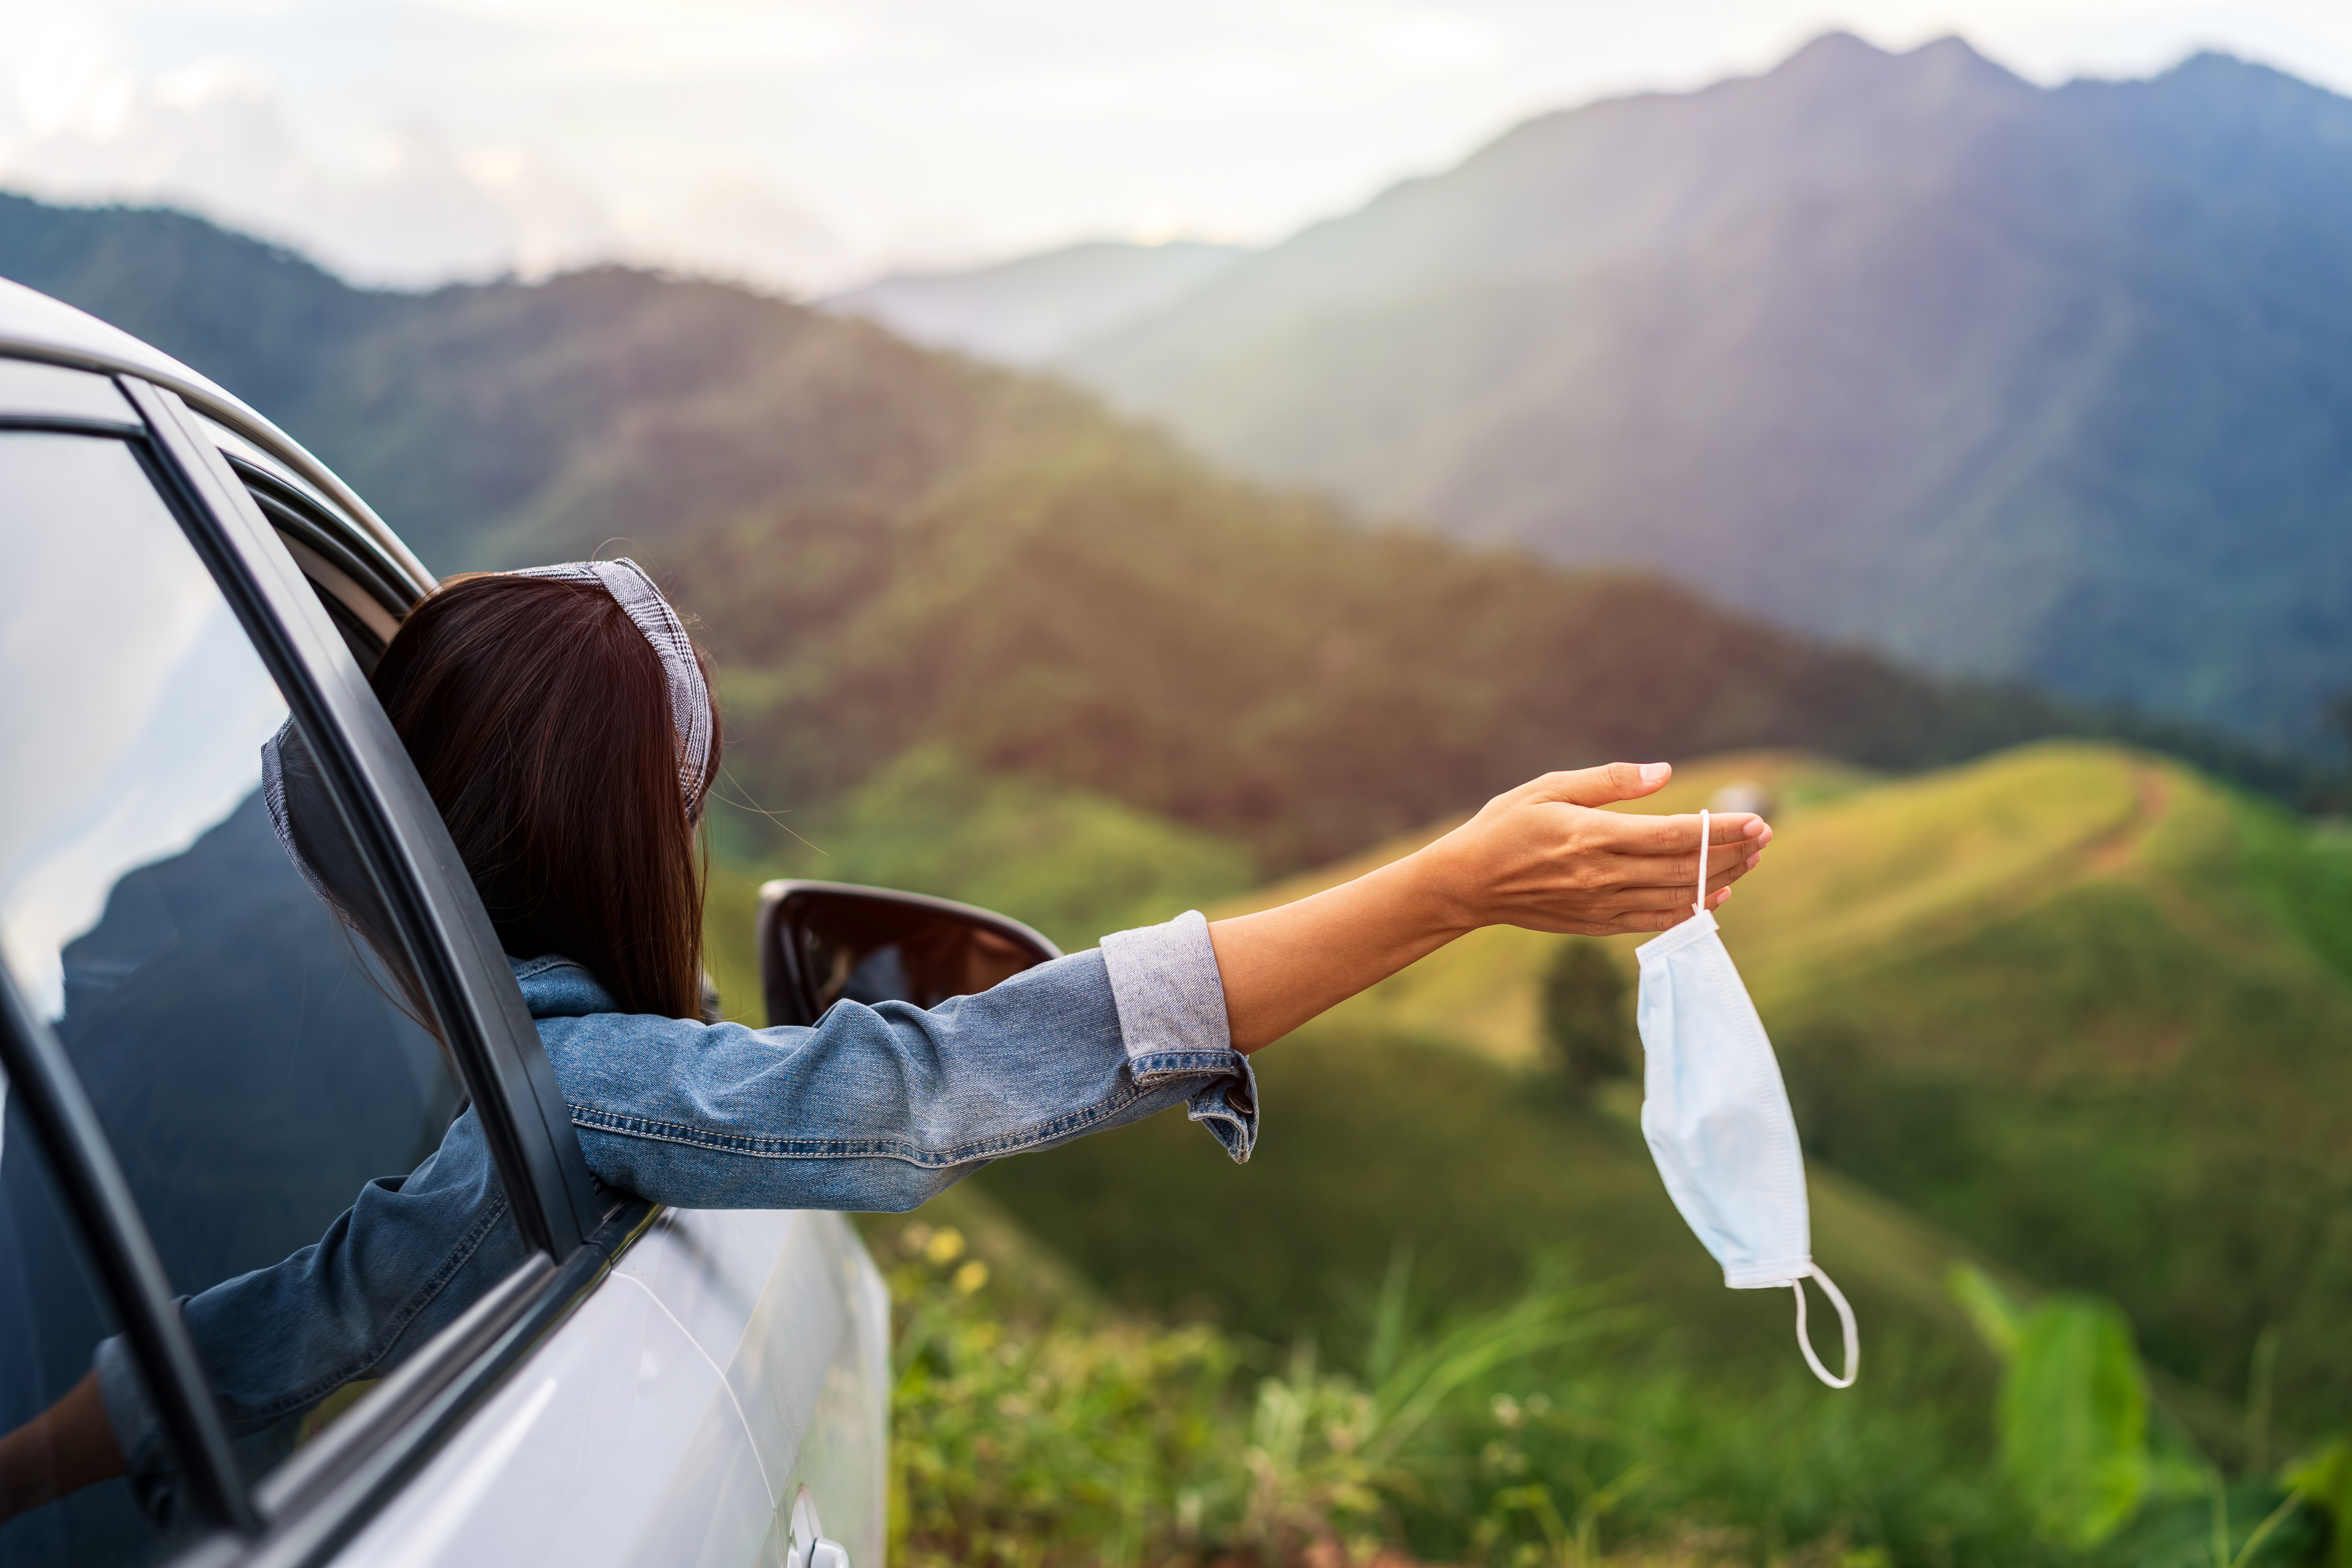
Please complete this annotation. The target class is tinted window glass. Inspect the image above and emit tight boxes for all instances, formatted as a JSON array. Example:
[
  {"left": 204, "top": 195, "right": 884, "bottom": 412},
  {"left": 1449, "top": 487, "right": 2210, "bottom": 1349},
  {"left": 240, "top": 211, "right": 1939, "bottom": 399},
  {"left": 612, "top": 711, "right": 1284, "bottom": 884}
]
[
  {"left": 0, "top": 432, "right": 471, "bottom": 1497},
  {"left": 0, "top": 1083, "right": 197, "bottom": 1564}
]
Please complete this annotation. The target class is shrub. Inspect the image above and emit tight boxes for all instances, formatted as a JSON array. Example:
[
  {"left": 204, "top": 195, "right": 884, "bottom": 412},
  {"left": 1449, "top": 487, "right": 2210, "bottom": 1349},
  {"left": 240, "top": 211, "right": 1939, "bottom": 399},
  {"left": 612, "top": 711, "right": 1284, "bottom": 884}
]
[
  {"left": 880, "top": 1219, "right": 2079, "bottom": 1566},
  {"left": 1540, "top": 940, "right": 1637, "bottom": 1090}
]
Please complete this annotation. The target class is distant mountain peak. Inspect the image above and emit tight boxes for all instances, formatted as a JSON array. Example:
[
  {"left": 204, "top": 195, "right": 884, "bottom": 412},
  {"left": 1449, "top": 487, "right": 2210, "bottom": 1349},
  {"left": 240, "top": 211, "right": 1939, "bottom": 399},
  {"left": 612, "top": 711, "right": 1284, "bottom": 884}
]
[
  {"left": 1906, "top": 34, "right": 2023, "bottom": 82},
  {"left": 1762, "top": 28, "right": 2034, "bottom": 115},
  {"left": 2156, "top": 45, "right": 2348, "bottom": 107},
  {"left": 2170, "top": 47, "right": 2294, "bottom": 79},
  {"left": 1776, "top": 30, "right": 1890, "bottom": 72}
]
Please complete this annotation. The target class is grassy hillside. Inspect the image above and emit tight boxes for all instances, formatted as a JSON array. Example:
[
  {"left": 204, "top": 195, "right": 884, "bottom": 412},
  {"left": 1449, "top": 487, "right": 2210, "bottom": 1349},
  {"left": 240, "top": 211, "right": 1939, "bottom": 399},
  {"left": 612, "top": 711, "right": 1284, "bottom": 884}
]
[
  {"left": 978, "top": 743, "right": 2352, "bottom": 1443},
  {"left": 1071, "top": 36, "right": 2352, "bottom": 754},
  {"left": 967, "top": 1019, "right": 2018, "bottom": 1374}
]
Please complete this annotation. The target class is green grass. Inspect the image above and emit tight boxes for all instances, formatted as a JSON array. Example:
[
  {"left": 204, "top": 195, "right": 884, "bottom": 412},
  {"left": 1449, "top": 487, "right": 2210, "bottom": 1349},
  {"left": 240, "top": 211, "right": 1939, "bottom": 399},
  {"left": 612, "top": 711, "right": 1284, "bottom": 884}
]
[{"left": 862, "top": 1189, "right": 2057, "bottom": 1567}]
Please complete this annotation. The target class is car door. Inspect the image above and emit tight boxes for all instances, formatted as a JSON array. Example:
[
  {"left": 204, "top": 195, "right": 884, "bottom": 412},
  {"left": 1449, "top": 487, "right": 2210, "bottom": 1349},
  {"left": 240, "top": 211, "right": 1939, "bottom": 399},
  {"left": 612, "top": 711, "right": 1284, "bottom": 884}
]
[{"left": 0, "top": 341, "right": 884, "bottom": 1568}]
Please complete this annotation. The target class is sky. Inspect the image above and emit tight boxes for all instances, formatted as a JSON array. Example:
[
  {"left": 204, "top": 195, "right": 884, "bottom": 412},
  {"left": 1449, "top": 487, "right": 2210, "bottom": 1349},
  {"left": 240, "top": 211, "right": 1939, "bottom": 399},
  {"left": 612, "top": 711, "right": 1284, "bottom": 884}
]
[{"left": 4, "top": 0, "right": 2350, "bottom": 294}]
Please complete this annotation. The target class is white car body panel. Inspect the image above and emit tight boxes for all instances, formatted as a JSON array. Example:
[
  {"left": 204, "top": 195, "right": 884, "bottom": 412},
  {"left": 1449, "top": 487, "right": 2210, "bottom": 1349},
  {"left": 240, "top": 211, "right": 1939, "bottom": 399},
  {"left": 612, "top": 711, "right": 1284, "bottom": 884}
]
[{"left": 330, "top": 1209, "right": 888, "bottom": 1568}]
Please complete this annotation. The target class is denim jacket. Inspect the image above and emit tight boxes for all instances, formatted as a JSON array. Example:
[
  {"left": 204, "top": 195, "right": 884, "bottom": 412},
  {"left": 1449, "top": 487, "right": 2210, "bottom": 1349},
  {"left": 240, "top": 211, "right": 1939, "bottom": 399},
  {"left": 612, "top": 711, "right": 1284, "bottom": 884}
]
[{"left": 98, "top": 912, "right": 1254, "bottom": 1481}]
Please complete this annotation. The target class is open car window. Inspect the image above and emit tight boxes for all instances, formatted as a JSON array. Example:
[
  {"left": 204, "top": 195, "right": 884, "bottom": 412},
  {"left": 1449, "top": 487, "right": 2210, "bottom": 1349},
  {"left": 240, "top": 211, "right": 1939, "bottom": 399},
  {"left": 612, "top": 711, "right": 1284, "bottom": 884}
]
[{"left": 196, "top": 416, "right": 420, "bottom": 673}]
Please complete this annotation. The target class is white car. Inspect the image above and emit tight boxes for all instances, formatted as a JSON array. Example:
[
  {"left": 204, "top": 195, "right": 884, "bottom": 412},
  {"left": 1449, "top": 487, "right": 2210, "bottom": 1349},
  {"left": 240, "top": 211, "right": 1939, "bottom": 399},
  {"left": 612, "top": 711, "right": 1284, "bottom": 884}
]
[{"left": 0, "top": 279, "right": 1051, "bottom": 1568}]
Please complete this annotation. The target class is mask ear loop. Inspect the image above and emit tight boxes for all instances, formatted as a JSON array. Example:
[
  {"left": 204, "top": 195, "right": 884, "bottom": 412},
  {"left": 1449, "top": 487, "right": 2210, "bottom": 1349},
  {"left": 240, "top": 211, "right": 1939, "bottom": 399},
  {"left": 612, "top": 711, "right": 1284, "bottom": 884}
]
[
  {"left": 1792, "top": 1265, "right": 1859, "bottom": 1388},
  {"left": 1697, "top": 804, "right": 1853, "bottom": 1387},
  {"left": 1695, "top": 808, "right": 1709, "bottom": 916}
]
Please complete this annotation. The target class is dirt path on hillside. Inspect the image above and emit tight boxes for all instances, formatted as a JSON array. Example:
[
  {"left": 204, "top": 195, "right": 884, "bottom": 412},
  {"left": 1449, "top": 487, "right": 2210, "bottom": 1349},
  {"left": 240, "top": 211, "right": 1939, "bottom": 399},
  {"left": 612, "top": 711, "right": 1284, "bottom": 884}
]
[
  {"left": 2087, "top": 764, "right": 2171, "bottom": 873},
  {"left": 2085, "top": 762, "right": 2305, "bottom": 971}
]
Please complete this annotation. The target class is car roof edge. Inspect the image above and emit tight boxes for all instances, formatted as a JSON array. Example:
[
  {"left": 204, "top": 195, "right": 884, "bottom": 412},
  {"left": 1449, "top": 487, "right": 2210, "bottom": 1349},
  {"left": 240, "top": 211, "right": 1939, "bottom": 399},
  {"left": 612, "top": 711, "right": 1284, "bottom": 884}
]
[{"left": 0, "top": 278, "right": 436, "bottom": 595}]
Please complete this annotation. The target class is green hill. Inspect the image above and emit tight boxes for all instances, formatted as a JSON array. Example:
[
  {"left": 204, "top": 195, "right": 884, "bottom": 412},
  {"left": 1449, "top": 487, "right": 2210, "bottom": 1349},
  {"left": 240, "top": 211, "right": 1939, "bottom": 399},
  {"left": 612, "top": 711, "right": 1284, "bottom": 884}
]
[
  {"left": 969, "top": 1018, "right": 2020, "bottom": 1376},
  {"left": 1069, "top": 36, "right": 2352, "bottom": 755},
  {"left": 963, "top": 744, "right": 2352, "bottom": 1446}
]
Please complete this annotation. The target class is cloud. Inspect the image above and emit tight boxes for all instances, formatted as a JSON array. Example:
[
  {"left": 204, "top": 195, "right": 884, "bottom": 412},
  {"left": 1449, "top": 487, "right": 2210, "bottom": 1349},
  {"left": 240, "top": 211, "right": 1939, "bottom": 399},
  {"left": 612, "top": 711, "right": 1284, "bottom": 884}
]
[{"left": 0, "top": 29, "right": 858, "bottom": 291}]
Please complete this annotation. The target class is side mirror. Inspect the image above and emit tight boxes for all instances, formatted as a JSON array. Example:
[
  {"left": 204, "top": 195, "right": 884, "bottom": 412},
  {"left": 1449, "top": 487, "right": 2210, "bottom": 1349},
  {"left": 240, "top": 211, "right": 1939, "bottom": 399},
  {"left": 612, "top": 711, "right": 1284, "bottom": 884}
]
[{"left": 756, "top": 880, "right": 1062, "bottom": 1029}]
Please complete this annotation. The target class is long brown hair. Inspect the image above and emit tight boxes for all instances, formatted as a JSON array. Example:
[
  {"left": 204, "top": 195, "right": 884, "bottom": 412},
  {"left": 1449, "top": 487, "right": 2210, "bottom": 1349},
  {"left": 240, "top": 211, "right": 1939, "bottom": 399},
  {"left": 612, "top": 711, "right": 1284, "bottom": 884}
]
[{"left": 371, "top": 571, "right": 722, "bottom": 1018}]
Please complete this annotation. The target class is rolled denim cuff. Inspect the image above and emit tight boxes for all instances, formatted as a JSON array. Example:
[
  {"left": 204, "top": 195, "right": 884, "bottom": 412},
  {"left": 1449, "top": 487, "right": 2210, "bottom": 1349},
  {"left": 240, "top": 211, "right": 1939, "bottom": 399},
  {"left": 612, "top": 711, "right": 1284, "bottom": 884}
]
[
  {"left": 1147, "top": 1050, "right": 1258, "bottom": 1163},
  {"left": 1100, "top": 909, "right": 1230, "bottom": 1056},
  {"left": 94, "top": 1329, "right": 175, "bottom": 1519},
  {"left": 1100, "top": 910, "right": 1256, "bottom": 1162}
]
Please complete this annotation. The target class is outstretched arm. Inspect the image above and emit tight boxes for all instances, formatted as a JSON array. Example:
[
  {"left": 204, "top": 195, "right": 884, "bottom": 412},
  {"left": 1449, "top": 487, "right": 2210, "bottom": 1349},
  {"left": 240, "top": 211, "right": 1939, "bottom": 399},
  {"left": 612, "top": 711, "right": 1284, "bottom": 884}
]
[{"left": 1210, "top": 762, "right": 1768, "bottom": 1051}]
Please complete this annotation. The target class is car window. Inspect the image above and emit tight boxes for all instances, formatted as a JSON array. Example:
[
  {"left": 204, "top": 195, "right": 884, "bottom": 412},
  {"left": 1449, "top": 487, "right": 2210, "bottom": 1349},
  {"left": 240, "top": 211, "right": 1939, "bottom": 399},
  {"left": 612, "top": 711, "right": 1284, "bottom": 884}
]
[
  {"left": 0, "top": 1081, "right": 207, "bottom": 1566},
  {"left": 0, "top": 431, "right": 490, "bottom": 1502}
]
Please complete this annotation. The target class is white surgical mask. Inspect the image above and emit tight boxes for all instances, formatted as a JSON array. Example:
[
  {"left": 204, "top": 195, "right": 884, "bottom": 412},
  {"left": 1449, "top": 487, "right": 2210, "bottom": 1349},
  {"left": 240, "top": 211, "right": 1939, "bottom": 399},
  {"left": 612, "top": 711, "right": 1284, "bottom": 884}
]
[{"left": 1634, "top": 810, "right": 1858, "bottom": 1388}]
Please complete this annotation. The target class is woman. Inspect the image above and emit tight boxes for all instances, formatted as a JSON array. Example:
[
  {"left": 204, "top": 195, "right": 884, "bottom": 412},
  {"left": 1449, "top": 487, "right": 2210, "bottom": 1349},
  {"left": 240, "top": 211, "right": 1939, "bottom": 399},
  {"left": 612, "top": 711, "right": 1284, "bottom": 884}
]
[{"left": 2, "top": 560, "right": 1768, "bottom": 1519}]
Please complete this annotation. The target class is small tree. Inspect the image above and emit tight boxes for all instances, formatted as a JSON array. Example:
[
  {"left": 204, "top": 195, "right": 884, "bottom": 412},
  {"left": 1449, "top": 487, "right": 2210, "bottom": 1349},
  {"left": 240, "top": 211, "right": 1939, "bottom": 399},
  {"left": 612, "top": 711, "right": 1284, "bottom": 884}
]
[
  {"left": 2326, "top": 691, "right": 2352, "bottom": 812},
  {"left": 1540, "top": 939, "right": 1637, "bottom": 1090}
]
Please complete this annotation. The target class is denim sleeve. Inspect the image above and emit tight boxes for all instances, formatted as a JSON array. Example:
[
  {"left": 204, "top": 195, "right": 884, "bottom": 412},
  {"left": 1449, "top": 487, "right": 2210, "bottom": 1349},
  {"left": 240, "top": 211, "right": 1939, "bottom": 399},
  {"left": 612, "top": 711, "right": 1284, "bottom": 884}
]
[
  {"left": 93, "top": 1109, "right": 532, "bottom": 1491},
  {"left": 545, "top": 911, "right": 1256, "bottom": 1212}
]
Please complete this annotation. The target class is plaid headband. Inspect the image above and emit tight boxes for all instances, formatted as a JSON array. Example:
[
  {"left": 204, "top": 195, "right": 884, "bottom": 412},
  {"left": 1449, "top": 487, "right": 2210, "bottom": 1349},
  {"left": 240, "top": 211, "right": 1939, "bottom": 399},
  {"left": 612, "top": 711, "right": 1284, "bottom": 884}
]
[
  {"left": 512, "top": 558, "right": 714, "bottom": 819},
  {"left": 263, "top": 558, "right": 713, "bottom": 912}
]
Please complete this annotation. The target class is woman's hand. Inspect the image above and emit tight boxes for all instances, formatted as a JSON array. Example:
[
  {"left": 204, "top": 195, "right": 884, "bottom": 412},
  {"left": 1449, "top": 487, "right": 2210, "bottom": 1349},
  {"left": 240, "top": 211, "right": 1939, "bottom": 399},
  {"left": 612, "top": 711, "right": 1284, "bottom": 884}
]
[
  {"left": 1414, "top": 760, "right": 1768, "bottom": 936},
  {"left": 1207, "top": 762, "right": 1769, "bottom": 1051}
]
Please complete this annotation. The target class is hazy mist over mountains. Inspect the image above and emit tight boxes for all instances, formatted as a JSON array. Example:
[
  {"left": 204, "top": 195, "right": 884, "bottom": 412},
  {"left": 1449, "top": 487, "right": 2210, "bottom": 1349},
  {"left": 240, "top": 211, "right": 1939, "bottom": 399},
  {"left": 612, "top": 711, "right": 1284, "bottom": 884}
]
[
  {"left": 877, "top": 34, "right": 2352, "bottom": 755},
  {"left": 830, "top": 241, "right": 1247, "bottom": 365}
]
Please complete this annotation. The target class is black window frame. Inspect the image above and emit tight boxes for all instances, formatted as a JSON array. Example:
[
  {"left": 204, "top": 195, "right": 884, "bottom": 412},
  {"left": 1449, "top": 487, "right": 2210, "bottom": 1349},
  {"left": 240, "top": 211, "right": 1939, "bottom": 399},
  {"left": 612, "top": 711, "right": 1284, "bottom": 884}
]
[
  {"left": 0, "top": 356, "right": 658, "bottom": 1567},
  {"left": 125, "top": 377, "right": 607, "bottom": 1257}
]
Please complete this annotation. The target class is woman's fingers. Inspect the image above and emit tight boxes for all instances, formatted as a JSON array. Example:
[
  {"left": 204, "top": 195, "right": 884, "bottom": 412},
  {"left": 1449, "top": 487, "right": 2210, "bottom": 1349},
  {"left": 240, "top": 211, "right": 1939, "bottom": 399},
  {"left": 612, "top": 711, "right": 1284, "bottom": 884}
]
[
  {"left": 1527, "top": 761, "right": 1676, "bottom": 808},
  {"left": 1590, "top": 808, "right": 1772, "bottom": 854},
  {"left": 1564, "top": 875, "right": 1746, "bottom": 934},
  {"left": 1586, "top": 838, "right": 1764, "bottom": 891},
  {"left": 1606, "top": 857, "right": 1752, "bottom": 904},
  {"left": 1579, "top": 891, "right": 1725, "bottom": 935},
  {"left": 1597, "top": 907, "right": 1684, "bottom": 934}
]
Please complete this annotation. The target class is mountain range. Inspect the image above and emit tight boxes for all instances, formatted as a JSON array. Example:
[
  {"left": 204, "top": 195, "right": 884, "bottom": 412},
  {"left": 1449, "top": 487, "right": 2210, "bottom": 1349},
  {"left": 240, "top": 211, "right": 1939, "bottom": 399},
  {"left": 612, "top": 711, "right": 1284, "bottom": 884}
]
[
  {"left": 935, "top": 35, "right": 2352, "bottom": 757},
  {"left": 7, "top": 188, "right": 2282, "bottom": 875}
]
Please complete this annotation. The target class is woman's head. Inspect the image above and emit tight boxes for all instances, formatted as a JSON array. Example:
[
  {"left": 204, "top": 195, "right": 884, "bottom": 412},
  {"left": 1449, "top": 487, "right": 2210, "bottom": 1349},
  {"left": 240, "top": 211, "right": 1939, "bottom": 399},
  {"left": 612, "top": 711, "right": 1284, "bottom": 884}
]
[{"left": 370, "top": 567, "right": 722, "bottom": 1019}]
